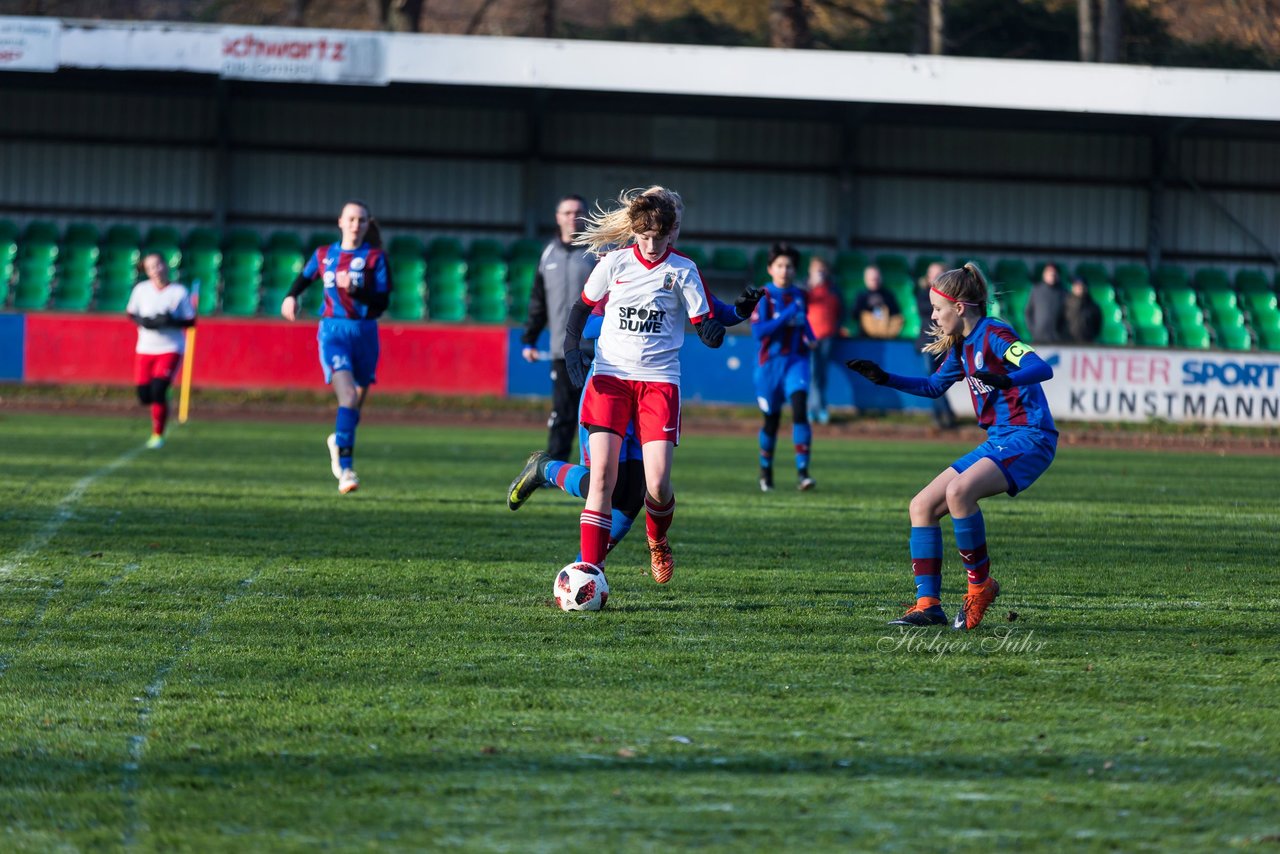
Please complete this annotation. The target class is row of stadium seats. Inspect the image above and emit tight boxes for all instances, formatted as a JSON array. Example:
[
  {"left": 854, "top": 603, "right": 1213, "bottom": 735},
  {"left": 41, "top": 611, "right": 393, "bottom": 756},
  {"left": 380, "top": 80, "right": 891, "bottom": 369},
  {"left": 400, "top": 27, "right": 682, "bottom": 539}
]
[{"left": 1, "top": 219, "right": 1277, "bottom": 349}]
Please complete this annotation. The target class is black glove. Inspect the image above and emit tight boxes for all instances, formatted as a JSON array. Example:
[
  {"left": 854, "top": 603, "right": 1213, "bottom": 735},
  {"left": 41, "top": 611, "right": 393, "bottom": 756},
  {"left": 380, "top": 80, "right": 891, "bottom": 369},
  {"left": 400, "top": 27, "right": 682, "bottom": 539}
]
[
  {"left": 139, "top": 315, "right": 162, "bottom": 329},
  {"left": 734, "top": 287, "right": 766, "bottom": 319},
  {"left": 696, "top": 317, "right": 725, "bottom": 349},
  {"left": 564, "top": 347, "right": 593, "bottom": 388},
  {"left": 973, "top": 370, "right": 1012, "bottom": 390},
  {"left": 846, "top": 359, "right": 889, "bottom": 385}
]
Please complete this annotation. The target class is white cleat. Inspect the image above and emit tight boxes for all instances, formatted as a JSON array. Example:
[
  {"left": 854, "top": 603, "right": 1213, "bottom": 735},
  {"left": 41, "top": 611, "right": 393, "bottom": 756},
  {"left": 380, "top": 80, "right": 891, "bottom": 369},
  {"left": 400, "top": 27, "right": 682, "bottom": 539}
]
[
  {"left": 338, "top": 468, "right": 360, "bottom": 495},
  {"left": 326, "top": 433, "right": 342, "bottom": 479}
]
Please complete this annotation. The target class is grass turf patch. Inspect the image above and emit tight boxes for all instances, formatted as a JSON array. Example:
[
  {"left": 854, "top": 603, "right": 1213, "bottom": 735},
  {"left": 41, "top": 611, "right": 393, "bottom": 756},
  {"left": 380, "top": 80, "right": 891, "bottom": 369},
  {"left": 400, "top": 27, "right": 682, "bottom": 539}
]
[{"left": 0, "top": 413, "right": 1277, "bottom": 850}]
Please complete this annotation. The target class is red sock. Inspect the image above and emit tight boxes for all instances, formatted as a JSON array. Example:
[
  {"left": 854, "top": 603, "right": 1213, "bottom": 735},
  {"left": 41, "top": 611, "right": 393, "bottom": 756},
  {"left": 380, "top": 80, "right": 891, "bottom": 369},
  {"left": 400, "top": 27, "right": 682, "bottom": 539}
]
[
  {"left": 150, "top": 402, "right": 168, "bottom": 436},
  {"left": 580, "top": 509, "right": 612, "bottom": 567},
  {"left": 644, "top": 494, "right": 675, "bottom": 541}
]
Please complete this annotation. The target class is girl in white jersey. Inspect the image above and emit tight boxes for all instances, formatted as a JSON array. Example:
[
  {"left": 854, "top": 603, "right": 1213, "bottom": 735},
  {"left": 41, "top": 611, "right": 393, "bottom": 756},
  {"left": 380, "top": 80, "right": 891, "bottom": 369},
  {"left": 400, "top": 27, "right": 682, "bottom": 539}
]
[
  {"left": 126, "top": 253, "right": 196, "bottom": 449},
  {"left": 562, "top": 189, "right": 726, "bottom": 584}
]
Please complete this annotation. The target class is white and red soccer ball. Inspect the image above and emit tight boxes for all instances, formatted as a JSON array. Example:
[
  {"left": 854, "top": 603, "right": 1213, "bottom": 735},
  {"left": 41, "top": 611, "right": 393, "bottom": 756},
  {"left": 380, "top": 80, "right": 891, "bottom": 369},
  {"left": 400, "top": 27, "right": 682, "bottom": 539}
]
[{"left": 554, "top": 562, "right": 609, "bottom": 612}]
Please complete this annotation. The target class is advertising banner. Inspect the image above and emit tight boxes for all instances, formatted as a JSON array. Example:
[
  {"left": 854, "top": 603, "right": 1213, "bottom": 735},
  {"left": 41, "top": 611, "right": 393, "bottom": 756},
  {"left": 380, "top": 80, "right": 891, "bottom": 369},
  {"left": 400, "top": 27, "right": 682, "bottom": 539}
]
[
  {"left": 221, "top": 26, "right": 388, "bottom": 85},
  {"left": 0, "top": 16, "right": 59, "bottom": 72},
  {"left": 946, "top": 345, "right": 1280, "bottom": 426}
]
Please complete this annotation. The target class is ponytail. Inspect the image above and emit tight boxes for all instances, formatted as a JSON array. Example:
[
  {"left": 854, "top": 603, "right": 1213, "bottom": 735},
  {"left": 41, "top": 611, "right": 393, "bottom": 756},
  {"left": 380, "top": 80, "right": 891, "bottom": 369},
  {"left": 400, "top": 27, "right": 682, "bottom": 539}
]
[
  {"left": 575, "top": 188, "right": 677, "bottom": 255},
  {"left": 923, "top": 262, "right": 990, "bottom": 356}
]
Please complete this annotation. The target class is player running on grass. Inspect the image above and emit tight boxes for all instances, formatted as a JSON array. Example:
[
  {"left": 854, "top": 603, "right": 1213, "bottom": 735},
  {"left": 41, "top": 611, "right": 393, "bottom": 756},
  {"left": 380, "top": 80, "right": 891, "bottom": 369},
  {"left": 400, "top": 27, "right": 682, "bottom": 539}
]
[
  {"left": 507, "top": 188, "right": 763, "bottom": 563},
  {"left": 846, "top": 262, "right": 1057, "bottom": 631},
  {"left": 547, "top": 189, "right": 726, "bottom": 584},
  {"left": 127, "top": 253, "right": 197, "bottom": 449},
  {"left": 751, "top": 242, "right": 817, "bottom": 492},
  {"left": 280, "top": 200, "right": 392, "bottom": 495}
]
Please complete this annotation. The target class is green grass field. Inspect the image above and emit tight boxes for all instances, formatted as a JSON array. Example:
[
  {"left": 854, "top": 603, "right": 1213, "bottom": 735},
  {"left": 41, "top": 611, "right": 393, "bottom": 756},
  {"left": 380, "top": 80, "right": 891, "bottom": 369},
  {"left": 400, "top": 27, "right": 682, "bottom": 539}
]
[{"left": 1, "top": 411, "right": 1277, "bottom": 851}]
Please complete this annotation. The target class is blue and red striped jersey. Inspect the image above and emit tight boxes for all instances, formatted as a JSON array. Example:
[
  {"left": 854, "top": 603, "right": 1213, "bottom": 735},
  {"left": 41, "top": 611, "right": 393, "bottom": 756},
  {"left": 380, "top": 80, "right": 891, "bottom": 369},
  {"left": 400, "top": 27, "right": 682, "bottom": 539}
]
[
  {"left": 934, "top": 317, "right": 1056, "bottom": 433},
  {"left": 302, "top": 242, "right": 390, "bottom": 320},
  {"left": 751, "top": 284, "right": 812, "bottom": 365}
]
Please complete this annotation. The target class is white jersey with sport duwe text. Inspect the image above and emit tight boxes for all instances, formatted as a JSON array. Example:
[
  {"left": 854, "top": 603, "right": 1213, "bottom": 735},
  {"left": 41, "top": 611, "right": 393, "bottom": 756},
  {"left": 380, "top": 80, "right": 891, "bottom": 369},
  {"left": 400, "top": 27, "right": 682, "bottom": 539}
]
[
  {"left": 582, "top": 246, "right": 711, "bottom": 384},
  {"left": 127, "top": 281, "right": 196, "bottom": 355}
]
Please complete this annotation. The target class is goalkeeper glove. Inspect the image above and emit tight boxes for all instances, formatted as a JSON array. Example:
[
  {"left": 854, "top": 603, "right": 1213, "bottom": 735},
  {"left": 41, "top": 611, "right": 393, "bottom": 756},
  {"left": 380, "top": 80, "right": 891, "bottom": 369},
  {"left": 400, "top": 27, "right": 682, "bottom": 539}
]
[
  {"left": 846, "top": 359, "right": 889, "bottom": 385},
  {"left": 973, "top": 370, "right": 1012, "bottom": 390},
  {"left": 696, "top": 317, "right": 725, "bottom": 348}
]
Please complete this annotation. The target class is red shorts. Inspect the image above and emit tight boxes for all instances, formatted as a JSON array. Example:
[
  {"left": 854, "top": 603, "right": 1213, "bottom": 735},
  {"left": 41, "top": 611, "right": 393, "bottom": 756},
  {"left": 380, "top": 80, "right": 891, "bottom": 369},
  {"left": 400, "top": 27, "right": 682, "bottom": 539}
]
[
  {"left": 134, "top": 352, "right": 182, "bottom": 386},
  {"left": 580, "top": 375, "right": 681, "bottom": 446}
]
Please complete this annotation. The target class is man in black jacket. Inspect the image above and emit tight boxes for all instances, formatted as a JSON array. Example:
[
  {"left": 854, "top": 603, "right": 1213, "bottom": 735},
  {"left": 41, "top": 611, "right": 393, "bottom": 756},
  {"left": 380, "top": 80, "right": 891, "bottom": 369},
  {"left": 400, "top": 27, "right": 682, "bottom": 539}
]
[{"left": 519, "top": 194, "right": 597, "bottom": 461}]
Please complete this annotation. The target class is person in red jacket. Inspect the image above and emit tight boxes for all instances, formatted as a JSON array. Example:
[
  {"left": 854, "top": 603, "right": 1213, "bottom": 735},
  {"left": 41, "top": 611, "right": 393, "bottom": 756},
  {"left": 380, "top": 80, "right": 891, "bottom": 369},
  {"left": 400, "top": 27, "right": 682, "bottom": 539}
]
[{"left": 804, "top": 255, "right": 842, "bottom": 425}]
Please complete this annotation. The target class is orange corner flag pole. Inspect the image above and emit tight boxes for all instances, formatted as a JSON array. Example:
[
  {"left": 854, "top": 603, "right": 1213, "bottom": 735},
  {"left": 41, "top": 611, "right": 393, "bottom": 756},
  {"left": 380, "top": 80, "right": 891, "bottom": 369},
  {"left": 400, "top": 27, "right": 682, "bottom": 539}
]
[{"left": 178, "top": 325, "right": 196, "bottom": 424}]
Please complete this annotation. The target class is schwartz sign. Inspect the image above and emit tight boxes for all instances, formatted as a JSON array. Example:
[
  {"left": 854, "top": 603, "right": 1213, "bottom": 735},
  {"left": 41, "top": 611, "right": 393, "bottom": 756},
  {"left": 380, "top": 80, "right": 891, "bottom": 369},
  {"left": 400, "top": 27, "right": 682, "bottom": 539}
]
[{"left": 948, "top": 345, "right": 1280, "bottom": 426}]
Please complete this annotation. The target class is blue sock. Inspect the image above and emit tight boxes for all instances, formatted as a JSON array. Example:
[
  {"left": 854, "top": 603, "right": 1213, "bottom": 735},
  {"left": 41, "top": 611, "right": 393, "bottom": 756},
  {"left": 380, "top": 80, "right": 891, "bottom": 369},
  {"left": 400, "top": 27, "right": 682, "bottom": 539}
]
[
  {"left": 608, "top": 510, "right": 635, "bottom": 551},
  {"left": 952, "top": 511, "right": 991, "bottom": 586},
  {"left": 909, "top": 525, "right": 943, "bottom": 601},
  {"left": 793, "top": 422, "right": 812, "bottom": 474},
  {"left": 335, "top": 406, "right": 360, "bottom": 470},
  {"left": 758, "top": 429, "right": 776, "bottom": 471},
  {"left": 544, "top": 460, "right": 590, "bottom": 499}
]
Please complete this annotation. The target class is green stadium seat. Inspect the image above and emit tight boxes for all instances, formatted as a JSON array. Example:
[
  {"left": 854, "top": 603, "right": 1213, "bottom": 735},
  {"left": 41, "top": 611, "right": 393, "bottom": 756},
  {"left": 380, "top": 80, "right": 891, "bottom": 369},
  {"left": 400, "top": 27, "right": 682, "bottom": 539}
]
[
  {"left": 1173, "top": 317, "right": 1212, "bottom": 350},
  {"left": 712, "top": 247, "right": 750, "bottom": 272},
  {"left": 469, "top": 297, "right": 508, "bottom": 324},
  {"left": 1193, "top": 268, "right": 1232, "bottom": 292},
  {"left": 427, "top": 257, "right": 467, "bottom": 283},
  {"left": 1245, "top": 290, "right": 1278, "bottom": 320},
  {"left": 1075, "top": 262, "right": 1110, "bottom": 286},
  {"left": 470, "top": 260, "right": 508, "bottom": 284},
  {"left": 995, "top": 259, "right": 1031, "bottom": 285},
  {"left": 427, "top": 237, "right": 465, "bottom": 260},
  {"left": 23, "top": 221, "right": 60, "bottom": 246},
  {"left": 63, "top": 222, "right": 99, "bottom": 247},
  {"left": 13, "top": 260, "right": 54, "bottom": 309},
  {"left": 1252, "top": 305, "right": 1280, "bottom": 350},
  {"left": 387, "top": 266, "right": 427, "bottom": 320},
  {"left": 1116, "top": 280, "right": 1157, "bottom": 309},
  {"left": 874, "top": 253, "right": 911, "bottom": 277},
  {"left": 265, "top": 230, "right": 303, "bottom": 253},
  {"left": 1234, "top": 269, "right": 1272, "bottom": 295},
  {"left": 223, "top": 249, "right": 264, "bottom": 275},
  {"left": 186, "top": 227, "right": 221, "bottom": 251},
  {"left": 677, "top": 245, "right": 708, "bottom": 269},
  {"left": 0, "top": 231, "right": 16, "bottom": 265},
  {"left": 51, "top": 267, "right": 95, "bottom": 311},
  {"left": 469, "top": 239, "right": 505, "bottom": 263},
  {"left": 509, "top": 238, "right": 543, "bottom": 263},
  {"left": 19, "top": 239, "right": 58, "bottom": 266},
  {"left": 104, "top": 224, "right": 142, "bottom": 249},
  {"left": 1126, "top": 299, "right": 1165, "bottom": 331},
  {"left": 1155, "top": 265, "right": 1189, "bottom": 291},
  {"left": 1202, "top": 289, "right": 1240, "bottom": 324},
  {"left": 387, "top": 235, "right": 425, "bottom": 262},
  {"left": 0, "top": 218, "right": 18, "bottom": 244},
  {"left": 1097, "top": 318, "right": 1130, "bottom": 346},
  {"left": 834, "top": 250, "right": 869, "bottom": 278},
  {"left": 144, "top": 225, "right": 182, "bottom": 247},
  {"left": 223, "top": 229, "right": 260, "bottom": 252},
  {"left": 1133, "top": 324, "right": 1170, "bottom": 347},
  {"left": 1088, "top": 283, "right": 1119, "bottom": 310},
  {"left": 428, "top": 297, "right": 467, "bottom": 322},
  {"left": 220, "top": 270, "right": 261, "bottom": 317},
  {"left": 0, "top": 262, "right": 11, "bottom": 306},
  {"left": 1114, "top": 264, "right": 1149, "bottom": 290},
  {"left": 509, "top": 261, "right": 536, "bottom": 292},
  {"left": 1162, "top": 285, "right": 1201, "bottom": 322},
  {"left": 1216, "top": 323, "right": 1252, "bottom": 351}
]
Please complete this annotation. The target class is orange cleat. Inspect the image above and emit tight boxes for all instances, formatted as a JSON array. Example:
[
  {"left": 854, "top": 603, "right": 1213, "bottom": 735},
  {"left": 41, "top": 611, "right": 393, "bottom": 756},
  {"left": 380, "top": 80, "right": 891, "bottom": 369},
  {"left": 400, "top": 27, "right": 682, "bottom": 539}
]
[
  {"left": 647, "top": 535, "right": 674, "bottom": 584},
  {"left": 954, "top": 578, "right": 1000, "bottom": 630}
]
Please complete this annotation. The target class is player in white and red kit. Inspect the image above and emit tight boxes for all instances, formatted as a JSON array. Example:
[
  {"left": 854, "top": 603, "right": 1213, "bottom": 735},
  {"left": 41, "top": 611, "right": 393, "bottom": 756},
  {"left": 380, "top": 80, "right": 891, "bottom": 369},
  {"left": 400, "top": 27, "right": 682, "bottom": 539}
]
[
  {"left": 561, "top": 190, "right": 726, "bottom": 584},
  {"left": 126, "top": 253, "right": 196, "bottom": 449}
]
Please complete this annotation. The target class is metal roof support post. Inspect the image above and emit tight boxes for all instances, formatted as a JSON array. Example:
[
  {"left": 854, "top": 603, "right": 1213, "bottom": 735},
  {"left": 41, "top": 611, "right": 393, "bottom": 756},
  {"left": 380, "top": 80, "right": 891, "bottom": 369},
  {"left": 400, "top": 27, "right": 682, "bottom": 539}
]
[
  {"left": 1145, "top": 127, "right": 1168, "bottom": 273},
  {"left": 836, "top": 111, "right": 861, "bottom": 252},
  {"left": 213, "top": 78, "right": 231, "bottom": 234},
  {"left": 522, "top": 93, "right": 548, "bottom": 240}
]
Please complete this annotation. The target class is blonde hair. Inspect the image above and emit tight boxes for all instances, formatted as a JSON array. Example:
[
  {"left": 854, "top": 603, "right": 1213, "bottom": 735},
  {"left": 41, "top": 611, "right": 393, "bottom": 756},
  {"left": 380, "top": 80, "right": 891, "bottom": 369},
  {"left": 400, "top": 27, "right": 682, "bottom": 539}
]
[
  {"left": 575, "top": 188, "right": 677, "bottom": 255},
  {"left": 923, "top": 262, "right": 990, "bottom": 356}
]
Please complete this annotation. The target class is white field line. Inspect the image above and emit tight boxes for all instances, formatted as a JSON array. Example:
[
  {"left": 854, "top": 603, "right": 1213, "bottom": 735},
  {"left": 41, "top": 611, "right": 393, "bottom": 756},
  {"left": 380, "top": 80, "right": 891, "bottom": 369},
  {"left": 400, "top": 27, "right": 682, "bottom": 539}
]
[
  {"left": 121, "top": 572, "right": 260, "bottom": 849},
  {"left": 0, "top": 444, "right": 144, "bottom": 577}
]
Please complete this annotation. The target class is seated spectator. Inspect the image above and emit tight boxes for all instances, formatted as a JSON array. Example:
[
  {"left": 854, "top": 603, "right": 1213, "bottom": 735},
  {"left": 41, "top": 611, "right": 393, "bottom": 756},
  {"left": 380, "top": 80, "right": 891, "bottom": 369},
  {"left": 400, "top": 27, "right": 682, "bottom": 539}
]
[
  {"left": 854, "top": 265, "right": 903, "bottom": 339},
  {"left": 1025, "top": 262, "right": 1067, "bottom": 343},
  {"left": 1064, "top": 277, "right": 1101, "bottom": 344}
]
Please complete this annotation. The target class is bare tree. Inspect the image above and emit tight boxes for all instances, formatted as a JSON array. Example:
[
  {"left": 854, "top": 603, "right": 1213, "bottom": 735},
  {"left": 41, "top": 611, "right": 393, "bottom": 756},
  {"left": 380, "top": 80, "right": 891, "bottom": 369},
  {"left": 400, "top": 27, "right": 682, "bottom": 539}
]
[
  {"left": 1099, "top": 0, "right": 1123, "bottom": 62},
  {"left": 927, "top": 0, "right": 944, "bottom": 54},
  {"left": 366, "top": 0, "right": 425, "bottom": 32},
  {"left": 770, "top": 0, "right": 813, "bottom": 49},
  {"left": 1078, "top": 0, "right": 1095, "bottom": 61}
]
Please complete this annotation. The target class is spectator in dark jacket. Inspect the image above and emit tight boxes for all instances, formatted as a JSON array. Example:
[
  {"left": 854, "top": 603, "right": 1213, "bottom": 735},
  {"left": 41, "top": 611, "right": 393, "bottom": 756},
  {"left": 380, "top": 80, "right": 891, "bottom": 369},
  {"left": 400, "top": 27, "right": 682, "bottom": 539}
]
[
  {"left": 1064, "top": 277, "right": 1102, "bottom": 344},
  {"left": 520, "top": 194, "right": 598, "bottom": 461},
  {"left": 1025, "top": 262, "right": 1067, "bottom": 343}
]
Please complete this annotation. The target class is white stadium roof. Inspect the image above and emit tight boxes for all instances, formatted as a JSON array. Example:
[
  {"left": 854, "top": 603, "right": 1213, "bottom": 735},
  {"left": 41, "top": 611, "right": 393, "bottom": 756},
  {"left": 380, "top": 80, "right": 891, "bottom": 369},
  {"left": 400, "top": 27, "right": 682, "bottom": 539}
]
[{"left": 3, "top": 15, "right": 1280, "bottom": 123}]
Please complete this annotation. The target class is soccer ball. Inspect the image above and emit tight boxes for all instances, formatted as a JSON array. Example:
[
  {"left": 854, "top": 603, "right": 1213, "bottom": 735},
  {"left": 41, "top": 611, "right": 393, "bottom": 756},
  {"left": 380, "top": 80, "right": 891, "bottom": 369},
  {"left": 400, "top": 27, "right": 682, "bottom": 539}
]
[{"left": 554, "top": 562, "right": 609, "bottom": 612}]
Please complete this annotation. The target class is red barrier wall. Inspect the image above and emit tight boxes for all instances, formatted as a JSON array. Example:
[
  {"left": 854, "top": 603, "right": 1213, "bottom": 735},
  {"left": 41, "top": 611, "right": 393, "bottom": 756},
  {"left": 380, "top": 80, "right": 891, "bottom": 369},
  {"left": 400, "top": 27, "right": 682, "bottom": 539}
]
[{"left": 23, "top": 314, "right": 508, "bottom": 395}]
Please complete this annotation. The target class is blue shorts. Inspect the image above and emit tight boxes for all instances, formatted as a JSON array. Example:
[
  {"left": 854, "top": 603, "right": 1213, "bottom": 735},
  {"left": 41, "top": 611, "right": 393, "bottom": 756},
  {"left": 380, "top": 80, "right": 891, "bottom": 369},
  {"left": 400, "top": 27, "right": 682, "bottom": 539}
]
[
  {"left": 952, "top": 429, "right": 1057, "bottom": 497},
  {"left": 318, "top": 318, "right": 379, "bottom": 386},
  {"left": 754, "top": 356, "right": 810, "bottom": 414}
]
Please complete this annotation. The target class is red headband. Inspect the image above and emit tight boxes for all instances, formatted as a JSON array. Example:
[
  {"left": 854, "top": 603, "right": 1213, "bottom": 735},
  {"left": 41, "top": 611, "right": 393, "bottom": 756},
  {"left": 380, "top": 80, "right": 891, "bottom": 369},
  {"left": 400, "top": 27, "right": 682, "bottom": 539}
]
[{"left": 931, "top": 287, "right": 981, "bottom": 307}]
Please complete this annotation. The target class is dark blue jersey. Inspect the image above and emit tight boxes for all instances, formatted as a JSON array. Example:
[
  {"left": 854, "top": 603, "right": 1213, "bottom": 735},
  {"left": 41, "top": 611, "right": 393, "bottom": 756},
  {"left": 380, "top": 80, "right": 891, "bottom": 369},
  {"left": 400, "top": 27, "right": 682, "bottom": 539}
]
[
  {"left": 751, "top": 284, "right": 813, "bottom": 365},
  {"left": 302, "top": 242, "right": 391, "bottom": 321},
  {"left": 893, "top": 317, "right": 1056, "bottom": 435}
]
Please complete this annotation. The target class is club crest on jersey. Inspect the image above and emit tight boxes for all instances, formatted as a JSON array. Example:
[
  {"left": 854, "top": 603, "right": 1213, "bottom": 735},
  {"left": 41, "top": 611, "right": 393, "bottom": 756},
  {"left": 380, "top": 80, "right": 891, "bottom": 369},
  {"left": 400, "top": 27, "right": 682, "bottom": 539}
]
[
  {"left": 349, "top": 256, "right": 366, "bottom": 271},
  {"left": 662, "top": 272, "right": 677, "bottom": 291},
  {"left": 974, "top": 352, "right": 985, "bottom": 370}
]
